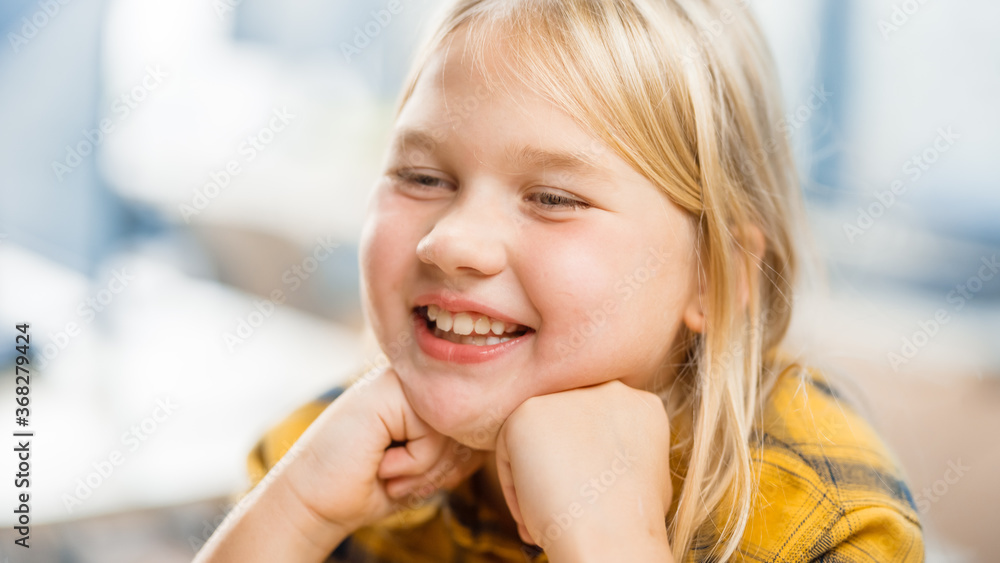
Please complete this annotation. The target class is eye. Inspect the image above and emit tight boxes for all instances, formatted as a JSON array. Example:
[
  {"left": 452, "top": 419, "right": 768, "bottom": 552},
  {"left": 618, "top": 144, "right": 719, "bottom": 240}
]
[
  {"left": 395, "top": 170, "right": 451, "bottom": 190},
  {"left": 390, "top": 169, "right": 456, "bottom": 201},
  {"left": 526, "top": 191, "right": 591, "bottom": 210}
]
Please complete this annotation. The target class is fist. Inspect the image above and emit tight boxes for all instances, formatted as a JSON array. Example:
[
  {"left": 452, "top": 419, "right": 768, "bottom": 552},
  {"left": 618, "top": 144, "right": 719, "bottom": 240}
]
[
  {"left": 494, "top": 380, "right": 672, "bottom": 555},
  {"left": 280, "top": 368, "right": 487, "bottom": 534}
]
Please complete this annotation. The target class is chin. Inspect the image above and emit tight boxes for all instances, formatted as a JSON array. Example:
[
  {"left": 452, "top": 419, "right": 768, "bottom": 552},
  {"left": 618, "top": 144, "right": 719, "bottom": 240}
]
[
  {"left": 395, "top": 362, "right": 510, "bottom": 451},
  {"left": 425, "top": 418, "right": 500, "bottom": 451}
]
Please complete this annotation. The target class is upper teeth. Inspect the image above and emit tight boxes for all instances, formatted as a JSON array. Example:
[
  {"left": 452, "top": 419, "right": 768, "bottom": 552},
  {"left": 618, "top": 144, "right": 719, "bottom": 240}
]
[{"left": 426, "top": 304, "right": 523, "bottom": 336}]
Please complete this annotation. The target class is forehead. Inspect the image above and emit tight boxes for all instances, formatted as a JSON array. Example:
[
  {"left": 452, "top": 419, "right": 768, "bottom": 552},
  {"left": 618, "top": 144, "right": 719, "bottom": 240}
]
[
  {"left": 391, "top": 30, "right": 617, "bottom": 179},
  {"left": 403, "top": 29, "right": 537, "bottom": 129}
]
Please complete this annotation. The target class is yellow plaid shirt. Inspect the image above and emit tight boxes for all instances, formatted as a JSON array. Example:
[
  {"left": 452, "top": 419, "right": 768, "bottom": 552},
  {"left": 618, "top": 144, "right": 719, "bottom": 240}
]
[{"left": 247, "top": 366, "right": 924, "bottom": 562}]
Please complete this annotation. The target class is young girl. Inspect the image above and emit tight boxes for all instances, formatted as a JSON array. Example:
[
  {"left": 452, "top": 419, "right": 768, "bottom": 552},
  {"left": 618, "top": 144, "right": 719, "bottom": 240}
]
[{"left": 195, "top": 0, "right": 923, "bottom": 561}]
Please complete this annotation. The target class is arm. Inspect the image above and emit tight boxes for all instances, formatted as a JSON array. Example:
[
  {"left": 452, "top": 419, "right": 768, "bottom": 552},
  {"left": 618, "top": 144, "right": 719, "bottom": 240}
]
[
  {"left": 549, "top": 519, "right": 675, "bottom": 563},
  {"left": 193, "top": 466, "right": 350, "bottom": 563},
  {"left": 194, "top": 368, "right": 485, "bottom": 563}
]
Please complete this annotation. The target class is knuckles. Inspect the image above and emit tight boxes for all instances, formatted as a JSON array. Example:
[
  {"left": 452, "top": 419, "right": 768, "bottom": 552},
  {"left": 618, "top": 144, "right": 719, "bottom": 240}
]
[{"left": 500, "top": 379, "right": 671, "bottom": 443}]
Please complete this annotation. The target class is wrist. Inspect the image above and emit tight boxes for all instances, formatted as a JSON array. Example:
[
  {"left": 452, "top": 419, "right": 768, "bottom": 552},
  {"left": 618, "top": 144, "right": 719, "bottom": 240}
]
[
  {"left": 192, "top": 467, "right": 352, "bottom": 563},
  {"left": 268, "top": 470, "right": 353, "bottom": 555},
  {"left": 542, "top": 509, "right": 673, "bottom": 563},
  {"left": 551, "top": 528, "right": 673, "bottom": 563}
]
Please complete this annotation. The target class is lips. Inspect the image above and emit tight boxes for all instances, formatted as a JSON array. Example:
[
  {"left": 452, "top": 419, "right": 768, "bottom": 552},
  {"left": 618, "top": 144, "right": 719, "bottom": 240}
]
[{"left": 411, "top": 303, "right": 534, "bottom": 364}]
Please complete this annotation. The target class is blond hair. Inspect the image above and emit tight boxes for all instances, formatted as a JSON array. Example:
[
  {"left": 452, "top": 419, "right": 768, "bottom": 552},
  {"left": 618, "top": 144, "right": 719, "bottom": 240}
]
[{"left": 393, "top": 0, "right": 804, "bottom": 559}]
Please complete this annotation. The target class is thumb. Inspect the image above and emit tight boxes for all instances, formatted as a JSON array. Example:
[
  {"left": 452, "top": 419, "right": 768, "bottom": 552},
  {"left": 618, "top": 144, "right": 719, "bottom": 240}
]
[{"left": 367, "top": 369, "right": 445, "bottom": 476}]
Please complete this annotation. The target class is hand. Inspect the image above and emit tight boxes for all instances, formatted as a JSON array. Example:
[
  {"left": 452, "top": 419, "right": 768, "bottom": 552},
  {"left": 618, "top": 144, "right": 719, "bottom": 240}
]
[
  {"left": 280, "top": 367, "right": 487, "bottom": 536},
  {"left": 494, "top": 380, "right": 673, "bottom": 561}
]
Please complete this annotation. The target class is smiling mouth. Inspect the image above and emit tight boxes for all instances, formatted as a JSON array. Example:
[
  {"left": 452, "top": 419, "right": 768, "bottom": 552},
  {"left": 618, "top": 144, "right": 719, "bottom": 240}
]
[{"left": 415, "top": 305, "right": 532, "bottom": 346}]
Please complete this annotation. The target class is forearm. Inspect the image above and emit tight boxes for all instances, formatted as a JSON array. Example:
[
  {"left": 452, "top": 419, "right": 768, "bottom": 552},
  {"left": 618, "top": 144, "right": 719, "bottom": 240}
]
[
  {"left": 193, "top": 472, "right": 350, "bottom": 563},
  {"left": 546, "top": 518, "right": 675, "bottom": 563},
  {"left": 550, "top": 536, "right": 674, "bottom": 562}
]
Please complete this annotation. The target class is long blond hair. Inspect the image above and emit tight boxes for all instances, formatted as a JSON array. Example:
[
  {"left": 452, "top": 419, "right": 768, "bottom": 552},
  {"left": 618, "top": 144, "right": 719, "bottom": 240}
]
[{"left": 393, "top": 0, "right": 804, "bottom": 559}]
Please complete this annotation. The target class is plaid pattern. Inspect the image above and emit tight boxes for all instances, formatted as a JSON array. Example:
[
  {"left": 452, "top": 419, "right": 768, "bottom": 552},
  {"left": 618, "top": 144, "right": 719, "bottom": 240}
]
[{"left": 247, "top": 366, "right": 924, "bottom": 562}]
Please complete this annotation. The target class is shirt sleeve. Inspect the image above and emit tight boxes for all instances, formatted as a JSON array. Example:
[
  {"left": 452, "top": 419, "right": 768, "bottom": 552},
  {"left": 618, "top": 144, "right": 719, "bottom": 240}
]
[
  {"left": 242, "top": 385, "right": 453, "bottom": 563},
  {"left": 246, "top": 386, "right": 346, "bottom": 488},
  {"left": 810, "top": 505, "right": 925, "bottom": 562}
]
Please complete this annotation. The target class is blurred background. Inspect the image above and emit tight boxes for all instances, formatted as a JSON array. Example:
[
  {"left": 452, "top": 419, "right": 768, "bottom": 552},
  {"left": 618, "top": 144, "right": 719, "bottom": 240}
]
[{"left": 0, "top": 0, "right": 997, "bottom": 561}]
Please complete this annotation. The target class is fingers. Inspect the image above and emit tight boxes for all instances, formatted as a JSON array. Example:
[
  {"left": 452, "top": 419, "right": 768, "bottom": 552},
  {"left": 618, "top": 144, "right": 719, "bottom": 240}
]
[
  {"left": 384, "top": 441, "right": 486, "bottom": 501},
  {"left": 494, "top": 449, "right": 530, "bottom": 541},
  {"left": 377, "top": 431, "right": 448, "bottom": 480},
  {"left": 496, "top": 429, "right": 539, "bottom": 546},
  {"left": 383, "top": 474, "right": 425, "bottom": 500},
  {"left": 374, "top": 369, "right": 451, "bottom": 480},
  {"left": 438, "top": 447, "right": 487, "bottom": 491},
  {"left": 517, "top": 522, "right": 536, "bottom": 546}
]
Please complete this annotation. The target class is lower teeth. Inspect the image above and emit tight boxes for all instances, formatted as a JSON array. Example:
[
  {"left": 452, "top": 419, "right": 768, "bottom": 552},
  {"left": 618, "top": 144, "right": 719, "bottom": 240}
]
[{"left": 433, "top": 326, "right": 515, "bottom": 346}]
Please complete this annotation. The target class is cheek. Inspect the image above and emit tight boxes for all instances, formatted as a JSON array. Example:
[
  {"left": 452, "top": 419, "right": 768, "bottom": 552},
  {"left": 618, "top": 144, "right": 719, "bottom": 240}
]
[
  {"left": 520, "top": 233, "right": 633, "bottom": 376},
  {"left": 360, "top": 217, "right": 398, "bottom": 286},
  {"left": 525, "top": 232, "right": 692, "bottom": 387},
  {"left": 524, "top": 232, "right": 615, "bottom": 332},
  {"left": 359, "top": 199, "right": 420, "bottom": 330},
  {"left": 532, "top": 240, "right": 611, "bottom": 301}
]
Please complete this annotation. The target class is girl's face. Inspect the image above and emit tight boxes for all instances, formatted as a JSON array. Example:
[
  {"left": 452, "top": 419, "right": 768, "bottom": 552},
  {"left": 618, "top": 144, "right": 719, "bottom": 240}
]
[{"left": 360, "top": 33, "right": 703, "bottom": 449}]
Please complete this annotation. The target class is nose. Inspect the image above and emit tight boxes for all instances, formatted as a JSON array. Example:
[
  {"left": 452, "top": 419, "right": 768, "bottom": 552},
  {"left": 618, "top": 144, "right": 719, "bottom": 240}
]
[{"left": 416, "top": 193, "right": 508, "bottom": 277}]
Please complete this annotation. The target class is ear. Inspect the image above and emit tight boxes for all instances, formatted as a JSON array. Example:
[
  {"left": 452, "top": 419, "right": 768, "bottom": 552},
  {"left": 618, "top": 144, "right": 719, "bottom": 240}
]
[
  {"left": 681, "top": 261, "right": 706, "bottom": 334},
  {"left": 737, "top": 223, "right": 766, "bottom": 310},
  {"left": 681, "top": 223, "right": 766, "bottom": 335}
]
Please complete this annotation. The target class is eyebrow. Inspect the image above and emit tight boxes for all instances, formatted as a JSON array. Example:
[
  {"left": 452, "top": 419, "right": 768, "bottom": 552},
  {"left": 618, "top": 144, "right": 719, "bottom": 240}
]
[
  {"left": 391, "top": 127, "right": 610, "bottom": 180},
  {"left": 393, "top": 128, "right": 440, "bottom": 154}
]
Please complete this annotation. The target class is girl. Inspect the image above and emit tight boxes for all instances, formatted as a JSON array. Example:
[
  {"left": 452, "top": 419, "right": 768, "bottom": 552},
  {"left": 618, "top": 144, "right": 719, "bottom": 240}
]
[{"left": 195, "top": 0, "right": 923, "bottom": 561}]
